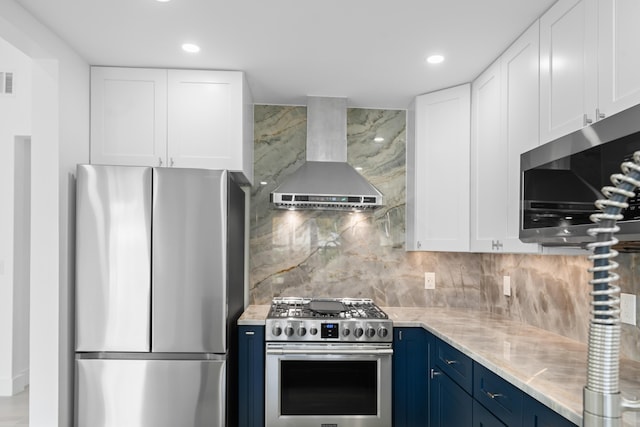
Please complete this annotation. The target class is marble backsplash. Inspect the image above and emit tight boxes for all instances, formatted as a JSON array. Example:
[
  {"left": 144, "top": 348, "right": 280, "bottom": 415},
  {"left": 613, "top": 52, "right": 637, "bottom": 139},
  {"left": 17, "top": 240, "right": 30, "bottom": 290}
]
[{"left": 249, "top": 104, "right": 640, "bottom": 362}]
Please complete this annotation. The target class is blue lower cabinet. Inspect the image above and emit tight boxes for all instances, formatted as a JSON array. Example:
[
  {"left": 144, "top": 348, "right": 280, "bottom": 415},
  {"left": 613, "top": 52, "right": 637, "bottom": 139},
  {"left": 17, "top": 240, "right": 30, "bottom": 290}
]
[
  {"left": 430, "top": 366, "right": 473, "bottom": 427},
  {"left": 238, "top": 325, "right": 264, "bottom": 427},
  {"left": 473, "top": 363, "right": 523, "bottom": 427},
  {"left": 391, "top": 330, "right": 577, "bottom": 427},
  {"left": 393, "top": 328, "right": 431, "bottom": 427},
  {"left": 474, "top": 400, "right": 506, "bottom": 427},
  {"left": 523, "top": 395, "right": 577, "bottom": 427}
]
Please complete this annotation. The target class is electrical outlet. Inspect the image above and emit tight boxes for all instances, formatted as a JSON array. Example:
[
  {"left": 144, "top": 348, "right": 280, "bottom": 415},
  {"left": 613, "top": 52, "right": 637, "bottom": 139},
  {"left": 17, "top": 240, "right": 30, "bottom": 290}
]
[
  {"left": 621, "top": 293, "right": 636, "bottom": 325},
  {"left": 503, "top": 276, "right": 511, "bottom": 297},
  {"left": 424, "top": 272, "right": 435, "bottom": 290}
]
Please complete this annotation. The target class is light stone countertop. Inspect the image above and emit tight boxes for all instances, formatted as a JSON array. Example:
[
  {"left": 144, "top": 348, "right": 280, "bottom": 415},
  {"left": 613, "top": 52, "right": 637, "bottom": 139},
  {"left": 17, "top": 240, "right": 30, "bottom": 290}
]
[
  {"left": 238, "top": 304, "right": 270, "bottom": 325},
  {"left": 238, "top": 305, "right": 640, "bottom": 426}
]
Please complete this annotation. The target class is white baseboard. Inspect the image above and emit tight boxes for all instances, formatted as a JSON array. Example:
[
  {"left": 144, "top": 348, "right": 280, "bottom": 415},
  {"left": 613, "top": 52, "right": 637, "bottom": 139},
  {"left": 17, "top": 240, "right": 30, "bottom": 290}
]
[{"left": 0, "top": 369, "right": 29, "bottom": 396}]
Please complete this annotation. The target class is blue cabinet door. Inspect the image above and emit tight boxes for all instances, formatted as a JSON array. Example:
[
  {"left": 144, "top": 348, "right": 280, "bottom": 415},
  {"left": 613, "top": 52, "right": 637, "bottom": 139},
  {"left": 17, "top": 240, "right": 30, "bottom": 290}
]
[
  {"left": 474, "top": 400, "right": 506, "bottom": 427},
  {"left": 393, "top": 328, "right": 431, "bottom": 427},
  {"left": 238, "top": 325, "right": 264, "bottom": 427},
  {"left": 523, "top": 395, "right": 577, "bottom": 427},
  {"left": 430, "top": 367, "right": 473, "bottom": 427}
]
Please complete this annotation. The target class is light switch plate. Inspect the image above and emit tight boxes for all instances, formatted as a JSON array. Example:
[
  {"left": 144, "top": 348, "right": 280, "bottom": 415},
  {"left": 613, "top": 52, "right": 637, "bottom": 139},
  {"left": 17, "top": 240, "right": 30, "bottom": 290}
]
[
  {"left": 621, "top": 293, "right": 636, "bottom": 325},
  {"left": 503, "top": 276, "right": 511, "bottom": 297}
]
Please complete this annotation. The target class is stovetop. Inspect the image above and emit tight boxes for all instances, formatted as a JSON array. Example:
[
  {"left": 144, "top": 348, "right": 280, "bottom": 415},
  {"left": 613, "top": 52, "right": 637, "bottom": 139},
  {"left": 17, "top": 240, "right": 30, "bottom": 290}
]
[
  {"left": 267, "top": 297, "right": 388, "bottom": 320},
  {"left": 265, "top": 297, "right": 393, "bottom": 342}
]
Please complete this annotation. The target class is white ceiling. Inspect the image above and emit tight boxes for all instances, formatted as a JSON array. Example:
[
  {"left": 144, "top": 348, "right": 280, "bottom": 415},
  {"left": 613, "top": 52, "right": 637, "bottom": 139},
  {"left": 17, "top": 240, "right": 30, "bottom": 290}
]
[{"left": 15, "top": 0, "right": 556, "bottom": 109}]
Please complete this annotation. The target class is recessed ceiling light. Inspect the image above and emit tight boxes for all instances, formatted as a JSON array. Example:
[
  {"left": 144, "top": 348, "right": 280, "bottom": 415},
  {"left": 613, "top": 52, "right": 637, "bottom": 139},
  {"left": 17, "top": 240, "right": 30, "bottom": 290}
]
[
  {"left": 260, "top": 181, "right": 268, "bottom": 185},
  {"left": 156, "top": 0, "right": 171, "bottom": 2},
  {"left": 426, "top": 55, "right": 445, "bottom": 64},
  {"left": 182, "top": 43, "right": 201, "bottom": 53},
  {"left": 374, "top": 136, "right": 385, "bottom": 142},
  {"left": 355, "top": 166, "right": 364, "bottom": 171}
]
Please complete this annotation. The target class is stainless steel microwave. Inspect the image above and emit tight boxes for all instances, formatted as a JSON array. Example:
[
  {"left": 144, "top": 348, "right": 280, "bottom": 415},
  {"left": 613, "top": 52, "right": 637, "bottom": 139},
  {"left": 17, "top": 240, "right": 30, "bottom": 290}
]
[{"left": 520, "top": 103, "right": 640, "bottom": 248}]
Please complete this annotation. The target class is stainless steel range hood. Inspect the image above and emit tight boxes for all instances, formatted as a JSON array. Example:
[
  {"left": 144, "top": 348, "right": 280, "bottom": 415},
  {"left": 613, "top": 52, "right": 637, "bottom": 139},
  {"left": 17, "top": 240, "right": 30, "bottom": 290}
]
[{"left": 270, "top": 97, "right": 384, "bottom": 211}]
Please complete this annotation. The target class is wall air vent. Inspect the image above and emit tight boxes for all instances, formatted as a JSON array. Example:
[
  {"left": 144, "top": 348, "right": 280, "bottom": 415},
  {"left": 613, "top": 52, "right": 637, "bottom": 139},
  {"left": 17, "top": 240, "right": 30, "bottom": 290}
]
[{"left": 0, "top": 72, "right": 14, "bottom": 95}]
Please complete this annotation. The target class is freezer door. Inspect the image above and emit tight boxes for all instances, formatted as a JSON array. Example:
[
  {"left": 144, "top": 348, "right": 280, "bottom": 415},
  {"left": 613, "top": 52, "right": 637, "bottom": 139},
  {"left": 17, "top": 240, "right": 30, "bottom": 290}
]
[
  {"left": 76, "top": 358, "right": 225, "bottom": 427},
  {"left": 75, "top": 165, "right": 152, "bottom": 352},
  {"left": 152, "top": 168, "right": 227, "bottom": 353}
]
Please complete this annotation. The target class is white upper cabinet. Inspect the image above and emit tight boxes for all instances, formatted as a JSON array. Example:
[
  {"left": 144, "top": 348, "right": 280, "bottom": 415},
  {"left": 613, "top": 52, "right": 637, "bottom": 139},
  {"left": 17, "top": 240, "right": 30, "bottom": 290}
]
[
  {"left": 471, "top": 60, "right": 505, "bottom": 253},
  {"left": 539, "top": 0, "right": 598, "bottom": 144},
  {"left": 540, "top": 0, "right": 640, "bottom": 144},
  {"left": 407, "top": 84, "right": 471, "bottom": 252},
  {"left": 470, "top": 22, "right": 540, "bottom": 254},
  {"left": 598, "top": 0, "right": 640, "bottom": 117},
  {"left": 500, "top": 22, "right": 542, "bottom": 253},
  {"left": 91, "top": 67, "right": 254, "bottom": 184},
  {"left": 90, "top": 67, "right": 168, "bottom": 167}
]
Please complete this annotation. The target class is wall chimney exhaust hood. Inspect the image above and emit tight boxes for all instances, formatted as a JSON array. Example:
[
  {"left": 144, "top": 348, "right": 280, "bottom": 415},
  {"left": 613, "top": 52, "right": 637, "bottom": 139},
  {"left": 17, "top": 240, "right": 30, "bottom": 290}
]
[{"left": 270, "top": 97, "right": 384, "bottom": 211}]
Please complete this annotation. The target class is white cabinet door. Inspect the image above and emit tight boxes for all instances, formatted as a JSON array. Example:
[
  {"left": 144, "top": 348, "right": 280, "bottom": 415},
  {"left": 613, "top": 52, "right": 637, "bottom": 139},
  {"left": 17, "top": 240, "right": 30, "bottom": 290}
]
[
  {"left": 539, "top": 0, "right": 598, "bottom": 144},
  {"left": 501, "top": 22, "right": 541, "bottom": 254},
  {"left": 90, "top": 67, "right": 167, "bottom": 166},
  {"left": 470, "top": 22, "right": 540, "bottom": 254},
  {"left": 598, "top": 0, "right": 640, "bottom": 118},
  {"left": 407, "top": 84, "right": 471, "bottom": 252},
  {"left": 167, "top": 70, "right": 248, "bottom": 173},
  {"left": 470, "top": 61, "right": 505, "bottom": 253}
]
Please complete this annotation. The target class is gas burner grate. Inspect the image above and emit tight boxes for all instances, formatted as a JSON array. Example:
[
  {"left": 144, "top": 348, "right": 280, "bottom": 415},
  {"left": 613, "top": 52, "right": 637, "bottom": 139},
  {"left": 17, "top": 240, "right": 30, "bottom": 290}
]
[{"left": 267, "top": 297, "right": 388, "bottom": 320}]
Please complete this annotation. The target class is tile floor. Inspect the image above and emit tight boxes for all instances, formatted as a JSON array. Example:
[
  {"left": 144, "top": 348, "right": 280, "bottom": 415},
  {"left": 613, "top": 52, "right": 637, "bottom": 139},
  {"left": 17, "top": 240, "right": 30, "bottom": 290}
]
[{"left": 0, "top": 388, "right": 28, "bottom": 426}]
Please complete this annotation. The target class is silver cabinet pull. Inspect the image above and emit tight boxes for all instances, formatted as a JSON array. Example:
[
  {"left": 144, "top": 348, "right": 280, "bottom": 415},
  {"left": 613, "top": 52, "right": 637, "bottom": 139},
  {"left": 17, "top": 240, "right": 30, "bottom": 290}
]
[
  {"left": 444, "top": 358, "right": 458, "bottom": 365},
  {"left": 486, "top": 391, "right": 503, "bottom": 399},
  {"left": 584, "top": 113, "right": 593, "bottom": 126},
  {"left": 158, "top": 157, "right": 163, "bottom": 166},
  {"left": 430, "top": 368, "right": 442, "bottom": 379},
  {"left": 170, "top": 157, "right": 175, "bottom": 167},
  {"left": 597, "top": 108, "right": 606, "bottom": 120}
]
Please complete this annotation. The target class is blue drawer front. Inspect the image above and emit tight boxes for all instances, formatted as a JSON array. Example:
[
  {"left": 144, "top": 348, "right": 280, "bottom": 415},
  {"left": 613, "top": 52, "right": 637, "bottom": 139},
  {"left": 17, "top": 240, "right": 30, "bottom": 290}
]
[
  {"left": 435, "top": 338, "right": 473, "bottom": 394},
  {"left": 474, "top": 362, "right": 524, "bottom": 427}
]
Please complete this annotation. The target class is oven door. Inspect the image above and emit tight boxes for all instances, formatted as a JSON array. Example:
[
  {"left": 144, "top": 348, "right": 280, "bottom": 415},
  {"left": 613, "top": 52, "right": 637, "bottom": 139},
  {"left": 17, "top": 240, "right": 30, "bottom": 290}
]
[{"left": 265, "top": 342, "right": 393, "bottom": 427}]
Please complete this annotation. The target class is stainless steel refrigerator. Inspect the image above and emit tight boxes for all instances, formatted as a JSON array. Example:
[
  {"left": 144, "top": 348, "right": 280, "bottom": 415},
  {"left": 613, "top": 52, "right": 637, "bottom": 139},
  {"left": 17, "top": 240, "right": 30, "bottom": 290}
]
[{"left": 74, "top": 165, "right": 245, "bottom": 427}]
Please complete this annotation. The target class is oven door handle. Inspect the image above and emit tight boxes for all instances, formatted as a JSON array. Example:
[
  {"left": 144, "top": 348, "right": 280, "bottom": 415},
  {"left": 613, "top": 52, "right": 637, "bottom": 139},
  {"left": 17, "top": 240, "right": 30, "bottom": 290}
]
[{"left": 266, "top": 348, "right": 394, "bottom": 356}]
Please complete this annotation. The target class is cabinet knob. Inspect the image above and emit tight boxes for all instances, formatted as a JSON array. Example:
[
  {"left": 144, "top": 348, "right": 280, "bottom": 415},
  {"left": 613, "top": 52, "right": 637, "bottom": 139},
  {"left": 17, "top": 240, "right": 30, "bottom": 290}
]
[
  {"left": 158, "top": 157, "right": 163, "bottom": 166},
  {"left": 170, "top": 157, "right": 175, "bottom": 167}
]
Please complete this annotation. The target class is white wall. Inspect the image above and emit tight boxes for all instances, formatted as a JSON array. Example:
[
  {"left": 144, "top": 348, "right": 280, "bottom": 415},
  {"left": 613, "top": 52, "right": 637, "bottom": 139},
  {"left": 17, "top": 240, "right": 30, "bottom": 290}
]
[
  {"left": 0, "top": 1, "right": 90, "bottom": 425},
  {"left": 0, "top": 36, "right": 32, "bottom": 397}
]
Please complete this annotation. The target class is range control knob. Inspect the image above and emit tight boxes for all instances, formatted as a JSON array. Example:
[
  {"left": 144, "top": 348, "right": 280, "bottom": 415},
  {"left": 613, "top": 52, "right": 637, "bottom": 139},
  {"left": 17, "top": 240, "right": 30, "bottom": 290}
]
[
  {"left": 272, "top": 325, "right": 282, "bottom": 336},
  {"left": 378, "top": 327, "right": 389, "bottom": 338},
  {"left": 343, "top": 328, "right": 351, "bottom": 336},
  {"left": 366, "top": 328, "right": 376, "bottom": 338},
  {"left": 284, "top": 325, "right": 294, "bottom": 337},
  {"left": 354, "top": 327, "right": 364, "bottom": 338},
  {"left": 309, "top": 327, "right": 318, "bottom": 336},
  {"left": 297, "top": 327, "right": 307, "bottom": 337}
]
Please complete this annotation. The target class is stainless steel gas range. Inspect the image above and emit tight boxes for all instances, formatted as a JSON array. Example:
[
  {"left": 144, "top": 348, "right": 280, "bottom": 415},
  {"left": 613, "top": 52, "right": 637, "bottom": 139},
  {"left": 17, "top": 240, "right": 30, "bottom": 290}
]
[{"left": 265, "top": 297, "right": 393, "bottom": 427}]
